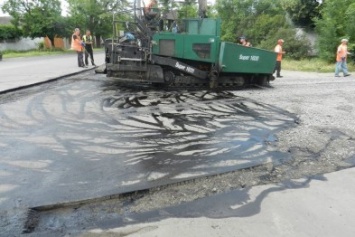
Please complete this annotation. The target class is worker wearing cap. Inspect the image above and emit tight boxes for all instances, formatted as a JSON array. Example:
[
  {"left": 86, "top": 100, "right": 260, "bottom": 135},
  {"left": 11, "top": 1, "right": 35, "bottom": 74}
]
[
  {"left": 335, "top": 39, "right": 351, "bottom": 77},
  {"left": 239, "top": 36, "right": 251, "bottom": 47},
  {"left": 274, "top": 39, "right": 285, "bottom": 78}
]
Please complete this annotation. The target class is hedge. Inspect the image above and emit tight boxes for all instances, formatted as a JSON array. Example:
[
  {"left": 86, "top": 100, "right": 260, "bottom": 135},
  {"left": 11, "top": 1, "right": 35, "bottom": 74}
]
[{"left": 0, "top": 25, "right": 23, "bottom": 40}]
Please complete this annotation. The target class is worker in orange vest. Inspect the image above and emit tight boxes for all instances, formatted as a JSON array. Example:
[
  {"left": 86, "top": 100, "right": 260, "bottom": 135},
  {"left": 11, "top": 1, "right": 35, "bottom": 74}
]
[
  {"left": 71, "top": 28, "right": 86, "bottom": 68},
  {"left": 274, "top": 39, "right": 285, "bottom": 78},
  {"left": 335, "top": 39, "right": 351, "bottom": 77}
]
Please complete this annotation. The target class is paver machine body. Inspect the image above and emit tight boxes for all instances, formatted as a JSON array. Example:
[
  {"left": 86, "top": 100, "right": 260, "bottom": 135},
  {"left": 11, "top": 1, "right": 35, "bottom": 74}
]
[{"left": 103, "top": 0, "right": 277, "bottom": 88}]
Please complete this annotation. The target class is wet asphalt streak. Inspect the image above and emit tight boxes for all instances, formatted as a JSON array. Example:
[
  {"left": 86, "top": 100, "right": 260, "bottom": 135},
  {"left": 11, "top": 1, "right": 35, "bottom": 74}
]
[
  {"left": 2, "top": 71, "right": 355, "bottom": 236},
  {"left": 0, "top": 72, "right": 295, "bottom": 211}
]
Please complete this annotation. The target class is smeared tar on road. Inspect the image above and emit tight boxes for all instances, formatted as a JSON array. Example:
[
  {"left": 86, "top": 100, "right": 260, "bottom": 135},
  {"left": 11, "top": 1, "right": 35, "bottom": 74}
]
[
  {"left": 1, "top": 71, "right": 355, "bottom": 236},
  {"left": 0, "top": 72, "right": 295, "bottom": 209}
]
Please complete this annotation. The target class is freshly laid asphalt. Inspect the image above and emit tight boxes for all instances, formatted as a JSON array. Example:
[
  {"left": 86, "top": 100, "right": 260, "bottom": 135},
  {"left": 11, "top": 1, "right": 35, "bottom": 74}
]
[
  {"left": 0, "top": 71, "right": 296, "bottom": 211},
  {"left": 0, "top": 53, "right": 355, "bottom": 236}
]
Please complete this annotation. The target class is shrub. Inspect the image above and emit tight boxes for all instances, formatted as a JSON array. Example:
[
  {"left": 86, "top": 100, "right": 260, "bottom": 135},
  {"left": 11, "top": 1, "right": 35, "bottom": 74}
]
[
  {"left": 247, "top": 14, "right": 289, "bottom": 45},
  {"left": 37, "top": 41, "right": 45, "bottom": 50},
  {"left": 0, "top": 25, "right": 22, "bottom": 40},
  {"left": 258, "top": 28, "right": 311, "bottom": 60}
]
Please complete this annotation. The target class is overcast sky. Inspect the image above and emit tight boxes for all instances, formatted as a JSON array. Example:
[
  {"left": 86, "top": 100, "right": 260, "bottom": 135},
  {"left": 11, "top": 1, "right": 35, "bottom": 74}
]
[{"left": 0, "top": 0, "right": 7, "bottom": 16}]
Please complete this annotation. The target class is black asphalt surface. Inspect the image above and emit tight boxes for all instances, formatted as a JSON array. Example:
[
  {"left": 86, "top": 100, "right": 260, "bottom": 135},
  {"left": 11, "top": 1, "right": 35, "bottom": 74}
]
[{"left": 0, "top": 71, "right": 296, "bottom": 210}]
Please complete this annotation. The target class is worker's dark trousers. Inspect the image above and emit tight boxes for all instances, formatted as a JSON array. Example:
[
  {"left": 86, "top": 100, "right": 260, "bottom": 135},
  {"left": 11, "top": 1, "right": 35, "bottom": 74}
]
[
  {"left": 77, "top": 51, "right": 84, "bottom": 67},
  {"left": 84, "top": 45, "right": 95, "bottom": 65},
  {"left": 274, "top": 61, "right": 281, "bottom": 76}
]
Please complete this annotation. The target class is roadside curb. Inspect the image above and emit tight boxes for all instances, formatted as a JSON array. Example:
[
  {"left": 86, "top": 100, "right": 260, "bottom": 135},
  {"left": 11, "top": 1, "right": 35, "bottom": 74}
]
[{"left": 0, "top": 67, "right": 94, "bottom": 95}]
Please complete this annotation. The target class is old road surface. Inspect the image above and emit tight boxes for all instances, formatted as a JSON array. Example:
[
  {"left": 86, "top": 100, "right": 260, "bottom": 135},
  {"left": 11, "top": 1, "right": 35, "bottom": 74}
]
[
  {"left": 0, "top": 51, "right": 105, "bottom": 93},
  {"left": 1, "top": 58, "right": 355, "bottom": 236}
]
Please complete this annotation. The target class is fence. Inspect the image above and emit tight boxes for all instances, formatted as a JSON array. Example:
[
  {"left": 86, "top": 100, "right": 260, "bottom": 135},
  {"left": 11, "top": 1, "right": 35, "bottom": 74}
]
[
  {"left": 0, "top": 37, "right": 71, "bottom": 51},
  {"left": 0, "top": 37, "right": 43, "bottom": 51}
]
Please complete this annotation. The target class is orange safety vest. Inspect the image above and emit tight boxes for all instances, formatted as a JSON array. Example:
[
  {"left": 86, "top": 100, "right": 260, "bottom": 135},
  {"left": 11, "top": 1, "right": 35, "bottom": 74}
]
[
  {"left": 336, "top": 44, "right": 347, "bottom": 62},
  {"left": 71, "top": 34, "right": 83, "bottom": 52},
  {"left": 274, "top": 44, "right": 283, "bottom": 61}
]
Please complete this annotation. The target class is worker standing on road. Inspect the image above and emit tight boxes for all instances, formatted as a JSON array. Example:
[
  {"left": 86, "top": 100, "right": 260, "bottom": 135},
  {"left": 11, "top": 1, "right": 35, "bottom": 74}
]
[
  {"left": 71, "top": 28, "right": 86, "bottom": 68},
  {"left": 274, "top": 39, "right": 285, "bottom": 78},
  {"left": 82, "top": 30, "right": 96, "bottom": 67},
  {"left": 335, "top": 39, "right": 351, "bottom": 77}
]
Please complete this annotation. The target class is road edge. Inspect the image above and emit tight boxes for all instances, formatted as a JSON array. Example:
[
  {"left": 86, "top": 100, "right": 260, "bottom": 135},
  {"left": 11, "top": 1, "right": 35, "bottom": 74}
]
[{"left": 0, "top": 67, "right": 94, "bottom": 95}]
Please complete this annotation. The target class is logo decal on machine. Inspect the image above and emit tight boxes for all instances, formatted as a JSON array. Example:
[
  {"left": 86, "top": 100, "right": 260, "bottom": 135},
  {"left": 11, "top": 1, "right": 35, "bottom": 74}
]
[
  {"left": 239, "top": 54, "right": 260, "bottom": 62},
  {"left": 175, "top": 62, "right": 195, "bottom": 73}
]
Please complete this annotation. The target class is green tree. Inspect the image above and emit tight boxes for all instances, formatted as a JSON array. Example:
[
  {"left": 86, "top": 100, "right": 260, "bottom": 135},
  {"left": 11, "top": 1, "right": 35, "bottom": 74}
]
[
  {"left": 177, "top": 1, "right": 198, "bottom": 19},
  {"left": 259, "top": 28, "right": 311, "bottom": 60},
  {"left": 216, "top": 0, "right": 311, "bottom": 59},
  {"left": 216, "top": 0, "right": 285, "bottom": 43},
  {"left": 247, "top": 14, "right": 289, "bottom": 44},
  {"left": 171, "top": 0, "right": 218, "bottom": 18},
  {"left": 280, "top": 0, "right": 321, "bottom": 27},
  {"left": 2, "top": 0, "right": 63, "bottom": 45},
  {"left": 315, "top": 0, "right": 355, "bottom": 61},
  {"left": 0, "top": 25, "right": 23, "bottom": 40},
  {"left": 66, "top": 0, "right": 128, "bottom": 47}
]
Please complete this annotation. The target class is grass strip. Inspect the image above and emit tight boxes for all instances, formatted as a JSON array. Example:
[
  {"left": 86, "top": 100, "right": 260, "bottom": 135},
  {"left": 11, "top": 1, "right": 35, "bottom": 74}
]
[
  {"left": 2, "top": 48, "right": 104, "bottom": 59},
  {"left": 282, "top": 58, "right": 355, "bottom": 73}
]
